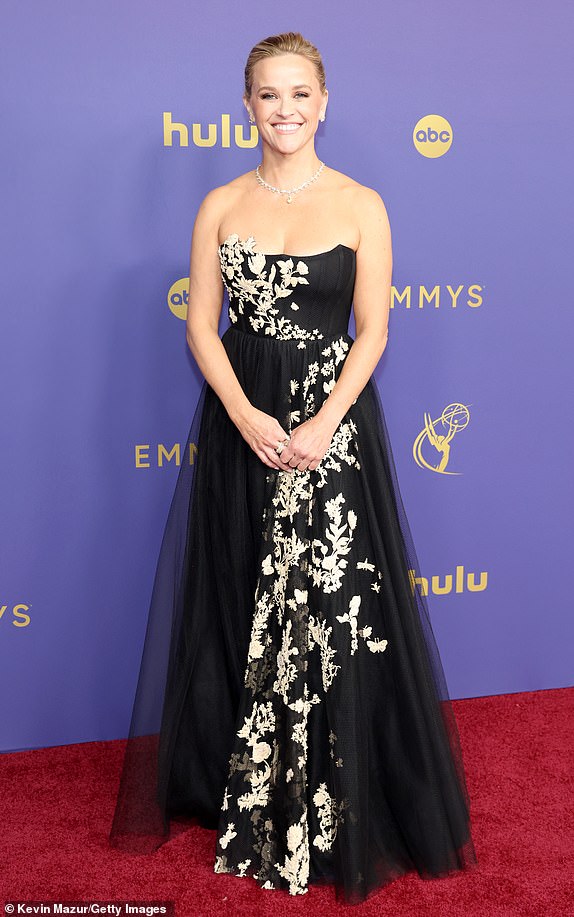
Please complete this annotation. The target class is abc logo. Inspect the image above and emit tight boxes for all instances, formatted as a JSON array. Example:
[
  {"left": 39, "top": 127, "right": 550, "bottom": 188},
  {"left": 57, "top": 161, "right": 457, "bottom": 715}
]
[
  {"left": 413, "top": 115, "right": 453, "bottom": 158},
  {"left": 168, "top": 278, "right": 189, "bottom": 320}
]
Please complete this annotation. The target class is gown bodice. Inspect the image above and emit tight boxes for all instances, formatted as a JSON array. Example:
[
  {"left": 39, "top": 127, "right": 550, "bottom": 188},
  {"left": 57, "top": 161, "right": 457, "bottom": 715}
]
[{"left": 218, "top": 233, "right": 357, "bottom": 342}]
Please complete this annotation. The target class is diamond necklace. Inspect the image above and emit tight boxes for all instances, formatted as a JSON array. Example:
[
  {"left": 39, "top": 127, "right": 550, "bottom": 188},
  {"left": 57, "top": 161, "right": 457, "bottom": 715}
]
[{"left": 255, "top": 160, "right": 325, "bottom": 203}]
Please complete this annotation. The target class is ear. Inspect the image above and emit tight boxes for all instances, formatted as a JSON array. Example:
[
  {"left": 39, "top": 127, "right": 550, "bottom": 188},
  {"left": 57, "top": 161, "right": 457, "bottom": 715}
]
[{"left": 243, "top": 95, "right": 253, "bottom": 120}]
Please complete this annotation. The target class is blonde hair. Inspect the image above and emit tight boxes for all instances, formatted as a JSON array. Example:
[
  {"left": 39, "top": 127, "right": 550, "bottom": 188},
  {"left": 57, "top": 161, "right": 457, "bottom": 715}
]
[{"left": 244, "top": 32, "right": 327, "bottom": 98}]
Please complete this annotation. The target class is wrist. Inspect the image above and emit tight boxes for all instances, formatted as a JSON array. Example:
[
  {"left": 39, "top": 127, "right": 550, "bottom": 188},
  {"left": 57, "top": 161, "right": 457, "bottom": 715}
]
[
  {"left": 316, "top": 399, "right": 345, "bottom": 431},
  {"left": 228, "top": 397, "right": 254, "bottom": 428}
]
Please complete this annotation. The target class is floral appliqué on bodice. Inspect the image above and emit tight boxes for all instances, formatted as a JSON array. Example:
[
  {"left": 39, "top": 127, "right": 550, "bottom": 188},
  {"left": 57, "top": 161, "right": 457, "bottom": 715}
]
[{"left": 218, "top": 232, "right": 325, "bottom": 344}]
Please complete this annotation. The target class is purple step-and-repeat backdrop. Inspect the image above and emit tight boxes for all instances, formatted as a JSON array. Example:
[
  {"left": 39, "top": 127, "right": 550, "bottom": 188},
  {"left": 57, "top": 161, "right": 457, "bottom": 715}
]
[{"left": 1, "top": 2, "right": 572, "bottom": 753}]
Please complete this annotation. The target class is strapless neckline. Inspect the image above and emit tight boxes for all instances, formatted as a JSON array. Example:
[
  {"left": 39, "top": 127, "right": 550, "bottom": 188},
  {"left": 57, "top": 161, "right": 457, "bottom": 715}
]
[{"left": 218, "top": 232, "right": 356, "bottom": 260}]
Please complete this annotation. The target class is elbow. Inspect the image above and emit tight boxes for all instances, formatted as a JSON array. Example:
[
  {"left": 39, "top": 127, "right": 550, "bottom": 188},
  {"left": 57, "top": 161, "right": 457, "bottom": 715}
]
[
  {"left": 357, "top": 325, "right": 388, "bottom": 358},
  {"left": 372, "top": 327, "right": 389, "bottom": 363},
  {"left": 186, "top": 317, "right": 218, "bottom": 357},
  {"left": 376, "top": 321, "right": 389, "bottom": 345},
  {"left": 186, "top": 324, "right": 198, "bottom": 358},
  {"left": 186, "top": 312, "right": 203, "bottom": 350}
]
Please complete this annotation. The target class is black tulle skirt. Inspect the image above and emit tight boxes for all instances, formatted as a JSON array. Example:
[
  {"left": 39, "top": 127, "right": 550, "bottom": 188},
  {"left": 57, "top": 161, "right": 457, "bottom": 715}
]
[{"left": 109, "top": 326, "right": 478, "bottom": 905}]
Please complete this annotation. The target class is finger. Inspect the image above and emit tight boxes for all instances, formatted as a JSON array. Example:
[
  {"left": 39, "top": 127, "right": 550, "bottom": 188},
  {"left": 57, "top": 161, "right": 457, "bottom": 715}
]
[
  {"left": 264, "top": 448, "right": 293, "bottom": 471},
  {"left": 282, "top": 450, "right": 296, "bottom": 464},
  {"left": 255, "top": 443, "right": 283, "bottom": 469},
  {"left": 272, "top": 441, "right": 294, "bottom": 467},
  {"left": 272, "top": 437, "right": 289, "bottom": 458}
]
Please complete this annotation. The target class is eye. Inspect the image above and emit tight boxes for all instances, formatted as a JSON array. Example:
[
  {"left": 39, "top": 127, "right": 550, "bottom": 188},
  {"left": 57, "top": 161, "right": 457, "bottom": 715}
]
[{"left": 259, "top": 92, "right": 310, "bottom": 100}]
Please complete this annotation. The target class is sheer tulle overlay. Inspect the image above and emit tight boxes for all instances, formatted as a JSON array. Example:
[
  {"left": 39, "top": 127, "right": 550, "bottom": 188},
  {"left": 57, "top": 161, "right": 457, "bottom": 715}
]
[{"left": 109, "top": 234, "right": 478, "bottom": 904}]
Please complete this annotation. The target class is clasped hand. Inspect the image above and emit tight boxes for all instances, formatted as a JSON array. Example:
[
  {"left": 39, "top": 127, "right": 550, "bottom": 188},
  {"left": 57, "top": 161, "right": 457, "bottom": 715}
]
[{"left": 238, "top": 406, "right": 338, "bottom": 473}]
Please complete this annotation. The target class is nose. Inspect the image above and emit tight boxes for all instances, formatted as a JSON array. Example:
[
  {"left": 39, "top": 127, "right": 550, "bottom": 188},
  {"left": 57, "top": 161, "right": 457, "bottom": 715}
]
[{"left": 277, "top": 98, "right": 294, "bottom": 117}]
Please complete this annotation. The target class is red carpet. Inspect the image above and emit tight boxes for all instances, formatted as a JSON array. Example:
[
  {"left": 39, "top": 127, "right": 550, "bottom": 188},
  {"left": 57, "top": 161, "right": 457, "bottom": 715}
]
[{"left": 1, "top": 686, "right": 572, "bottom": 915}]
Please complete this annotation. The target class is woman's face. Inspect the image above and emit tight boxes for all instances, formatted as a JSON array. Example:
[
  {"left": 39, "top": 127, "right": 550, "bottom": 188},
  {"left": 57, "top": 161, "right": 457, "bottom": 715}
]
[{"left": 245, "top": 53, "right": 327, "bottom": 154}]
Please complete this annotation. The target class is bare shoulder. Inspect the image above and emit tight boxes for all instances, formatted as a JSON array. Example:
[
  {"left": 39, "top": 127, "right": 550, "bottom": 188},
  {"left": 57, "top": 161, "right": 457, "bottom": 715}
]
[
  {"left": 326, "top": 167, "right": 386, "bottom": 204},
  {"left": 351, "top": 185, "right": 391, "bottom": 253},
  {"left": 325, "top": 166, "right": 363, "bottom": 199},
  {"left": 345, "top": 177, "right": 389, "bottom": 227},
  {"left": 191, "top": 171, "right": 254, "bottom": 250},
  {"left": 195, "top": 170, "right": 252, "bottom": 220},
  {"left": 337, "top": 174, "right": 392, "bottom": 332},
  {"left": 326, "top": 167, "right": 391, "bottom": 243}
]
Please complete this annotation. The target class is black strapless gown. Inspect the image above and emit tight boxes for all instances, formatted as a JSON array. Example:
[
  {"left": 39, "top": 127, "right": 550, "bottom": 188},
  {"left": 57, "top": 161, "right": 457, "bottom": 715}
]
[{"left": 109, "top": 232, "right": 478, "bottom": 905}]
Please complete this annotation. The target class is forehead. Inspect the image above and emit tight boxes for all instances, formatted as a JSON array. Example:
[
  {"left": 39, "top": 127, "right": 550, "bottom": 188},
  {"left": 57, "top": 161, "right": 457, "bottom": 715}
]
[{"left": 252, "top": 53, "right": 318, "bottom": 88}]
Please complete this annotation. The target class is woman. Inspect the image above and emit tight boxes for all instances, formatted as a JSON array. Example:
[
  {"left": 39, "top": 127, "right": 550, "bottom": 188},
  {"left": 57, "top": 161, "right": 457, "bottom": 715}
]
[{"left": 109, "top": 31, "right": 478, "bottom": 905}]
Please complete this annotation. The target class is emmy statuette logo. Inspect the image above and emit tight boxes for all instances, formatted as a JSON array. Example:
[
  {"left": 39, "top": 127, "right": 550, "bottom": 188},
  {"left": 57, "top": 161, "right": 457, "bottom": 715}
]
[{"left": 413, "top": 402, "right": 471, "bottom": 474}]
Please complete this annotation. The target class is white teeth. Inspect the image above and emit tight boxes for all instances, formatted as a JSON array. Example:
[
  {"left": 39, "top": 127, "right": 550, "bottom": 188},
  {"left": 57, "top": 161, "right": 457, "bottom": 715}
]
[{"left": 273, "top": 124, "right": 301, "bottom": 132}]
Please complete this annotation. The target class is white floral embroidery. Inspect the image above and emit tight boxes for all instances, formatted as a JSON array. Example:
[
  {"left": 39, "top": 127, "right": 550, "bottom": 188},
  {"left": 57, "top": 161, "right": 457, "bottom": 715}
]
[
  {"left": 247, "top": 591, "right": 273, "bottom": 660},
  {"left": 311, "top": 494, "right": 357, "bottom": 593},
  {"left": 314, "top": 419, "right": 361, "bottom": 488},
  {"left": 336, "top": 595, "right": 389, "bottom": 655},
  {"left": 294, "top": 338, "right": 353, "bottom": 419},
  {"left": 219, "top": 823, "right": 237, "bottom": 849},
  {"left": 336, "top": 595, "right": 361, "bottom": 654},
  {"left": 218, "top": 233, "right": 324, "bottom": 341},
  {"left": 256, "top": 474, "right": 314, "bottom": 630},
  {"left": 273, "top": 618, "right": 300, "bottom": 703},
  {"left": 274, "top": 684, "right": 321, "bottom": 893},
  {"left": 308, "top": 615, "right": 341, "bottom": 691},
  {"left": 289, "top": 683, "right": 321, "bottom": 768},
  {"left": 233, "top": 700, "right": 279, "bottom": 810},
  {"left": 312, "top": 782, "right": 349, "bottom": 852},
  {"left": 276, "top": 810, "right": 310, "bottom": 895}
]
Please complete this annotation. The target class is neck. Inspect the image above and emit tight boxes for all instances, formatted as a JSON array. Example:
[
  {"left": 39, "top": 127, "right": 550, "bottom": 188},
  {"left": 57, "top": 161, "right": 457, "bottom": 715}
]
[{"left": 258, "top": 148, "right": 324, "bottom": 188}]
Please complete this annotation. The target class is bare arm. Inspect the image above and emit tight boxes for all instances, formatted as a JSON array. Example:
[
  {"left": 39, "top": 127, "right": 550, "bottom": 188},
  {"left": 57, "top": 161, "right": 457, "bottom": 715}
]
[
  {"left": 317, "top": 186, "right": 392, "bottom": 429},
  {"left": 185, "top": 189, "right": 294, "bottom": 471},
  {"left": 185, "top": 188, "right": 252, "bottom": 426},
  {"left": 279, "top": 186, "right": 392, "bottom": 472}
]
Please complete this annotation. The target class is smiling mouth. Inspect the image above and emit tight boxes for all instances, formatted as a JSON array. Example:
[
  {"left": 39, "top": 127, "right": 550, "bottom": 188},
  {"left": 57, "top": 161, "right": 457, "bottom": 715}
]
[{"left": 272, "top": 123, "right": 303, "bottom": 132}]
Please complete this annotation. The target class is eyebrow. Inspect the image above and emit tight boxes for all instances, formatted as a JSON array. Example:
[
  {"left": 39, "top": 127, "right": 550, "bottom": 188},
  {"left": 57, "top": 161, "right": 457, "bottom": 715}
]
[{"left": 257, "top": 84, "right": 313, "bottom": 91}]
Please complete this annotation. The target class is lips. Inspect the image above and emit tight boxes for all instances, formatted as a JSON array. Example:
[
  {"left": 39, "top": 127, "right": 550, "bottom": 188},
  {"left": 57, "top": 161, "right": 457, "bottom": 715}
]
[{"left": 272, "top": 123, "right": 303, "bottom": 132}]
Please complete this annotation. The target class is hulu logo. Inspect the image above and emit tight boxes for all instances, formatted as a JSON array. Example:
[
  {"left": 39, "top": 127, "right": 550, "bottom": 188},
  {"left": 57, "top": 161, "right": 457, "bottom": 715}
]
[
  {"left": 163, "top": 112, "right": 258, "bottom": 148},
  {"left": 409, "top": 564, "right": 488, "bottom": 596}
]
